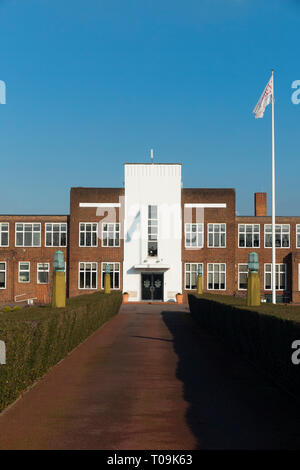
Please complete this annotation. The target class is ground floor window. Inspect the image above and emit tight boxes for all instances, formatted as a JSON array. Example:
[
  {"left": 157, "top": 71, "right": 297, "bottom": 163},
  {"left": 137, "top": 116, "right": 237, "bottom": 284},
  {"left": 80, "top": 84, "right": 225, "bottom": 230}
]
[
  {"left": 101, "top": 263, "right": 120, "bottom": 289},
  {"left": 79, "top": 262, "right": 97, "bottom": 289},
  {"left": 264, "top": 264, "right": 286, "bottom": 290},
  {"left": 185, "top": 263, "right": 203, "bottom": 290},
  {"left": 37, "top": 263, "right": 50, "bottom": 284},
  {"left": 238, "top": 264, "right": 248, "bottom": 290},
  {"left": 19, "top": 262, "right": 30, "bottom": 283},
  {"left": 0, "top": 262, "right": 6, "bottom": 289},
  {"left": 207, "top": 263, "right": 226, "bottom": 290}
]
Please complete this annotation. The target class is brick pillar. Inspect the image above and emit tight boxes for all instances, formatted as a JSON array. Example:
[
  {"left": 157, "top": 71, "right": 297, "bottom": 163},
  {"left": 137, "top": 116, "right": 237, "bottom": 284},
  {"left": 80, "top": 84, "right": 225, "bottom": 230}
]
[{"left": 254, "top": 193, "right": 267, "bottom": 216}]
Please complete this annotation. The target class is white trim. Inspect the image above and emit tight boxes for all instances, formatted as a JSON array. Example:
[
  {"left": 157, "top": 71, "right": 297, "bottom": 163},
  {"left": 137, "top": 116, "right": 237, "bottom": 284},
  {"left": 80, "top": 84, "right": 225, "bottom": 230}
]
[
  {"left": 37, "top": 262, "right": 50, "bottom": 285},
  {"left": 78, "top": 262, "right": 98, "bottom": 290},
  {"left": 264, "top": 224, "right": 290, "bottom": 249},
  {"left": 207, "top": 223, "right": 226, "bottom": 248},
  {"left": 101, "top": 222, "right": 120, "bottom": 247},
  {"left": 79, "top": 222, "right": 98, "bottom": 247},
  {"left": 18, "top": 261, "right": 30, "bottom": 283},
  {"left": 0, "top": 222, "right": 9, "bottom": 247},
  {"left": 184, "top": 262, "right": 203, "bottom": 290},
  {"left": 296, "top": 225, "right": 300, "bottom": 249},
  {"left": 264, "top": 263, "right": 287, "bottom": 291},
  {"left": 79, "top": 203, "right": 121, "bottom": 208},
  {"left": 207, "top": 263, "right": 226, "bottom": 290},
  {"left": 45, "top": 222, "right": 67, "bottom": 247},
  {"left": 184, "top": 223, "right": 204, "bottom": 249},
  {"left": 238, "top": 263, "right": 248, "bottom": 291},
  {"left": 184, "top": 203, "right": 227, "bottom": 208},
  {"left": 238, "top": 223, "right": 260, "bottom": 249},
  {"left": 0, "top": 261, "right": 6, "bottom": 289},
  {"left": 15, "top": 222, "right": 41, "bottom": 247},
  {"left": 101, "top": 262, "right": 120, "bottom": 290}
]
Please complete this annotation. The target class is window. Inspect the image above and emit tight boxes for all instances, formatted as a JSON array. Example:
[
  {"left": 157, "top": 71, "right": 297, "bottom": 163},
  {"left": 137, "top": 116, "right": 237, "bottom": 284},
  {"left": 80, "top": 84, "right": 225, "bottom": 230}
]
[
  {"left": 15, "top": 223, "right": 41, "bottom": 247},
  {"left": 264, "top": 264, "right": 286, "bottom": 290},
  {"left": 264, "top": 224, "right": 290, "bottom": 248},
  {"left": 238, "top": 224, "right": 260, "bottom": 248},
  {"left": 297, "top": 225, "right": 300, "bottom": 249},
  {"left": 185, "top": 263, "right": 203, "bottom": 290},
  {"left": 0, "top": 223, "right": 9, "bottom": 247},
  {"left": 101, "top": 263, "right": 120, "bottom": 290},
  {"left": 79, "top": 223, "right": 98, "bottom": 247},
  {"left": 185, "top": 224, "right": 204, "bottom": 248},
  {"left": 148, "top": 205, "right": 158, "bottom": 256},
  {"left": 45, "top": 223, "right": 67, "bottom": 246},
  {"left": 102, "top": 223, "right": 120, "bottom": 247},
  {"left": 0, "top": 262, "right": 6, "bottom": 289},
  {"left": 208, "top": 224, "right": 226, "bottom": 248},
  {"left": 79, "top": 262, "right": 97, "bottom": 289},
  {"left": 37, "top": 263, "right": 50, "bottom": 284},
  {"left": 238, "top": 264, "right": 248, "bottom": 290},
  {"left": 19, "top": 262, "right": 30, "bottom": 283},
  {"left": 207, "top": 263, "right": 226, "bottom": 290}
]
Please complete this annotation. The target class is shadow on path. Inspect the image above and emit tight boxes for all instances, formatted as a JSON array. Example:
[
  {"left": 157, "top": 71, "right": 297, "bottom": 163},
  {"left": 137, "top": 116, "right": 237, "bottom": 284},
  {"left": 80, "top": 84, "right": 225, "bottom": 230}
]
[{"left": 162, "top": 309, "right": 300, "bottom": 450}]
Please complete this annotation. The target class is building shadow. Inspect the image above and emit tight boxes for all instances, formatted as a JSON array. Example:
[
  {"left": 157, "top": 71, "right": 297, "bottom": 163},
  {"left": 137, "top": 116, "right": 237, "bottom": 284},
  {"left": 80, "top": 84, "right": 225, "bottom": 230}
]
[{"left": 161, "top": 309, "right": 300, "bottom": 450}]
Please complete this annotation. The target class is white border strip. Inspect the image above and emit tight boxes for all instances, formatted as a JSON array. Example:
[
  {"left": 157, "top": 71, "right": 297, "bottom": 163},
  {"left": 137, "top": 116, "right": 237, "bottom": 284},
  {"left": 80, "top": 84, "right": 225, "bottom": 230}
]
[
  {"left": 79, "top": 203, "right": 121, "bottom": 208},
  {"left": 184, "top": 203, "right": 226, "bottom": 208}
]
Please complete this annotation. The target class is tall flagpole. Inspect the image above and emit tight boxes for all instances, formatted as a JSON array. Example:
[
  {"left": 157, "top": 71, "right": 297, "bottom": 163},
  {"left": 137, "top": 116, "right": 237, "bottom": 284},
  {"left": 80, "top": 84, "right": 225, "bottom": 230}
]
[{"left": 271, "top": 69, "right": 276, "bottom": 304}]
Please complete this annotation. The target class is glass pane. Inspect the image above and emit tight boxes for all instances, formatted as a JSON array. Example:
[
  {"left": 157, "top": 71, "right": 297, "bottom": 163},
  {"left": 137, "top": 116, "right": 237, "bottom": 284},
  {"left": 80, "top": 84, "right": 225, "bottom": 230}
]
[
  {"left": 24, "top": 232, "right": 32, "bottom": 246},
  {"left": 33, "top": 232, "right": 40, "bottom": 246},
  {"left": 1, "top": 233, "right": 8, "bottom": 246}
]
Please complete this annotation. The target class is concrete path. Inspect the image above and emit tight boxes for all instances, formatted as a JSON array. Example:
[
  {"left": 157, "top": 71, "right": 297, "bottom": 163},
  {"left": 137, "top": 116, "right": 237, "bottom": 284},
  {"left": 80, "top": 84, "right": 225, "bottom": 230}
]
[{"left": 0, "top": 304, "right": 300, "bottom": 450}]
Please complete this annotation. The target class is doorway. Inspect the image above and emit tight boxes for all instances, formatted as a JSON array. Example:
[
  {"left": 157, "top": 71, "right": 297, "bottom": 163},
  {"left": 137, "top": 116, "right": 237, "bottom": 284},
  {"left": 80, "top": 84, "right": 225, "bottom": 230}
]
[{"left": 141, "top": 273, "right": 164, "bottom": 301}]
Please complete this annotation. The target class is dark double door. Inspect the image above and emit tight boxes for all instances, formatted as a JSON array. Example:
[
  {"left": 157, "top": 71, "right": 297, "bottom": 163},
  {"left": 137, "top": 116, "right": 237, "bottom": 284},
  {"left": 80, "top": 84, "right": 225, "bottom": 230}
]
[{"left": 141, "top": 273, "right": 164, "bottom": 301}]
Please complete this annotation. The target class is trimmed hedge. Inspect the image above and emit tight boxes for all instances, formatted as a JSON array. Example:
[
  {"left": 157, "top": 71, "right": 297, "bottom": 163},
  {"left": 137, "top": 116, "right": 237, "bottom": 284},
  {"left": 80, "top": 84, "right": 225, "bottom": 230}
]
[
  {"left": 188, "top": 294, "right": 300, "bottom": 399},
  {"left": 0, "top": 291, "right": 122, "bottom": 413}
]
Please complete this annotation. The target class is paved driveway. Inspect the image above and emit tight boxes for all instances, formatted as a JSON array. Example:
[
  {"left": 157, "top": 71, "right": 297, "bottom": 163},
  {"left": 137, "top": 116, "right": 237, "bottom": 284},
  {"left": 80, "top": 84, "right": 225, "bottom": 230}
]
[{"left": 0, "top": 303, "right": 299, "bottom": 449}]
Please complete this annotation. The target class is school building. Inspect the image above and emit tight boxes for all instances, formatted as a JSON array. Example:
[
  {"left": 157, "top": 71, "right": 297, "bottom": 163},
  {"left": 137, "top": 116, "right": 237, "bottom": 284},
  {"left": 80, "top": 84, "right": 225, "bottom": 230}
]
[{"left": 1, "top": 163, "right": 300, "bottom": 304}]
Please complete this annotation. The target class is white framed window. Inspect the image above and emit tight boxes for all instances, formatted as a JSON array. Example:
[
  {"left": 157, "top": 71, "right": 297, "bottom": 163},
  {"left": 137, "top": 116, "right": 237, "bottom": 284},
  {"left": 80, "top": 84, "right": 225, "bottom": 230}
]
[
  {"left": 15, "top": 223, "right": 41, "bottom": 247},
  {"left": 207, "top": 263, "right": 226, "bottom": 290},
  {"left": 185, "top": 224, "right": 204, "bottom": 248},
  {"left": 296, "top": 225, "right": 300, "bottom": 249},
  {"left": 264, "top": 224, "right": 290, "bottom": 248},
  {"left": 148, "top": 205, "right": 158, "bottom": 257},
  {"left": 79, "top": 223, "right": 98, "bottom": 247},
  {"left": 185, "top": 263, "right": 203, "bottom": 290},
  {"left": 45, "top": 223, "right": 67, "bottom": 247},
  {"left": 264, "top": 264, "right": 286, "bottom": 290},
  {"left": 19, "top": 262, "right": 30, "bottom": 283},
  {"left": 0, "top": 223, "right": 9, "bottom": 247},
  {"left": 102, "top": 223, "right": 120, "bottom": 247},
  {"left": 238, "top": 224, "right": 260, "bottom": 248},
  {"left": 208, "top": 224, "right": 226, "bottom": 248},
  {"left": 37, "top": 263, "right": 50, "bottom": 284},
  {"left": 101, "top": 262, "right": 120, "bottom": 290},
  {"left": 0, "top": 262, "right": 6, "bottom": 289},
  {"left": 79, "top": 262, "right": 97, "bottom": 289},
  {"left": 238, "top": 264, "right": 248, "bottom": 290}
]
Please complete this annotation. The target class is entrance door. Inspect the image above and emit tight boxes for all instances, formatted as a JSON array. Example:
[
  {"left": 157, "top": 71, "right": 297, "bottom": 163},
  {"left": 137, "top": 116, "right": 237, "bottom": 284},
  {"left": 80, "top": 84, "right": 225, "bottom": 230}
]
[{"left": 141, "top": 273, "right": 164, "bottom": 301}]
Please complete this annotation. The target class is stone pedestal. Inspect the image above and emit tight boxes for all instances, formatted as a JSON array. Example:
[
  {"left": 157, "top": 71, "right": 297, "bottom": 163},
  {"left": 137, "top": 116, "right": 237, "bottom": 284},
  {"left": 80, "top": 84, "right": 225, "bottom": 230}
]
[
  {"left": 247, "top": 272, "right": 260, "bottom": 307},
  {"left": 104, "top": 273, "right": 111, "bottom": 294},
  {"left": 52, "top": 271, "right": 66, "bottom": 308},
  {"left": 197, "top": 274, "right": 203, "bottom": 295}
]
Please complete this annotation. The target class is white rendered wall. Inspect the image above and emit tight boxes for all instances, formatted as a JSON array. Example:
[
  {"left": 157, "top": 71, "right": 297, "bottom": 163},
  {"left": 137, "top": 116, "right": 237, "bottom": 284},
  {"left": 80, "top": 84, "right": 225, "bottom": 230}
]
[{"left": 123, "top": 164, "right": 182, "bottom": 301}]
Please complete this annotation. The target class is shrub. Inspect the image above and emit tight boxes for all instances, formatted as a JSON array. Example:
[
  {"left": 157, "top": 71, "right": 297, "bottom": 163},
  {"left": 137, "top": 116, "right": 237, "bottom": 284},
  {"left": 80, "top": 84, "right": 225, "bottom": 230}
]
[
  {"left": 12, "top": 306, "right": 21, "bottom": 311},
  {"left": 188, "top": 294, "right": 300, "bottom": 399},
  {"left": 0, "top": 291, "right": 122, "bottom": 413},
  {"left": 2, "top": 306, "right": 11, "bottom": 313}
]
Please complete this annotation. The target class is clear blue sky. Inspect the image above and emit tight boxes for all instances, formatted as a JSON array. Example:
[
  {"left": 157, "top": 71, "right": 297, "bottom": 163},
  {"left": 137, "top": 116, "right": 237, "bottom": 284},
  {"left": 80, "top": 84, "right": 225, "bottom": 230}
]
[{"left": 0, "top": 0, "right": 299, "bottom": 215}]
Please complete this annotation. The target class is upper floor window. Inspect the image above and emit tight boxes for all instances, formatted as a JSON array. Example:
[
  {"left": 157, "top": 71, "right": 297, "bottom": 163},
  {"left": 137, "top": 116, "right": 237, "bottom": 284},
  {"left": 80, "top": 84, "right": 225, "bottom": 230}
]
[
  {"left": 102, "top": 223, "right": 120, "bottom": 247},
  {"left": 208, "top": 224, "right": 226, "bottom": 248},
  {"left": 46, "top": 223, "right": 67, "bottom": 247},
  {"left": 264, "top": 224, "right": 290, "bottom": 248},
  {"left": 264, "top": 263, "right": 286, "bottom": 290},
  {"left": 37, "top": 263, "right": 50, "bottom": 284},
  {"left": 79, "top": 223, "right": 98, "bottom": 247},
  {"left": 185, "top": 224, "right": 204, "bottom": 248},
  {"left": 15, "top": 223, "right": 41, "bottom": 247},
  {"left": 238, "top": 224, "right": 260, "bottom": 248},
  {"left": 207, "top": 263, "right": 226, "bottom": 290},
  {"left": 101, "top": 262, "right": 120, "bottom": 289},
  {"left": 79, "top": 262, "right": 97, "bottom": 289},
  {"left": 19, "top": 262, "right": 30, "bottom": 283},
  {"left": 0, "top": 223, "right": 9, "bottom": 247},
  {"left": 148, "top": 205, "right": 158, "bottom": 257},
  {"left": 297, "top": 225, "right": 300, "bottom": 249},
  {"left": 0, "top": 262, "right": 6, "bottom": 289},
  {"left": 185, "top": 263, "right": 203, "bottom": 290}
]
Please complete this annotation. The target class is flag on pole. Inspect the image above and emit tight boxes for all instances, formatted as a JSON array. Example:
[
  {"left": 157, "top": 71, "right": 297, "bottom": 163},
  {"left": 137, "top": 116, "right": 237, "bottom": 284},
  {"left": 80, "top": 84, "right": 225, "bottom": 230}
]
[{"left": 253, "top": 75, "right": 273, "bottom": 118}]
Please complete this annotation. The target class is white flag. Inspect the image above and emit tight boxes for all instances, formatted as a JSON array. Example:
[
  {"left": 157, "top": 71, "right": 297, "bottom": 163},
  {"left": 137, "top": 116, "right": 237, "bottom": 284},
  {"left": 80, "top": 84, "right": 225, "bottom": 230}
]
[{"left": 253, "top": 75, "right": 273, "bottom": 118}]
